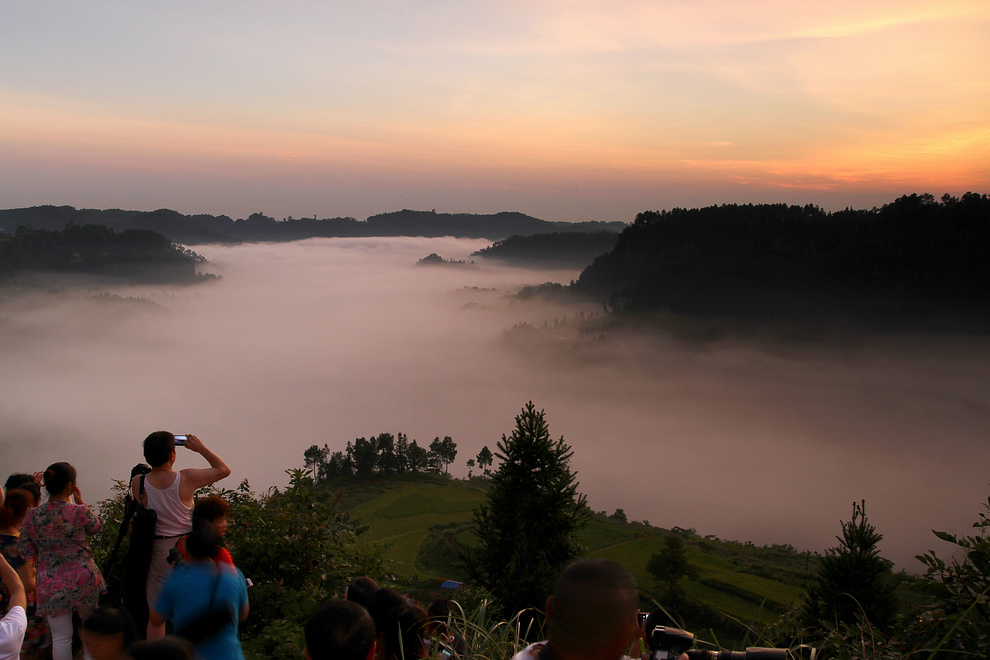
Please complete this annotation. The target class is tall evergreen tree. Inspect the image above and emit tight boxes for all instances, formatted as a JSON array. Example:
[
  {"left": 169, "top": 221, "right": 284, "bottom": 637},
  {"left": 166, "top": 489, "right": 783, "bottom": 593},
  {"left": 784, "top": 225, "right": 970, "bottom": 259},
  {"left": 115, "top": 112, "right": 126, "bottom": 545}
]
[
  {"left": 464, "top": 402, "right": 588, "bottom": 615},
  {"left": 802, "top": 500, "right": 898, "bottom": 633},
  {"left": 646, "top": 534, "right": 698, "bottom": 602}
]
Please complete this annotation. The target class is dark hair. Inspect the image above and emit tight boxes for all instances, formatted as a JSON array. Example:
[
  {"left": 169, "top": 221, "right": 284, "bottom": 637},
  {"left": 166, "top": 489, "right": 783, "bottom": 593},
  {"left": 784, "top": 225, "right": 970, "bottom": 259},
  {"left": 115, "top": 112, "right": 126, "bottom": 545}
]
[
  {"left": 185, "top": 521, "right": 220, "bottom": 560},
  {"left": 304, "top": 600, "right": 376, "bottom": 660},
  {"left": 548, "top": 559, "right": 638, "bottom": 657},
  {"left": 143, "top": 432, "right": 175, "bottom": 468},
  {"left": 124, "top": 636, "right": 195, "bottom": 660},
  {"left": 379, "top": 603, "right": 427, "bottom": 660},
  {"left": 43, "top": 462, "right": 76, "bottom": 495},
  {"left": 13, "top": 482, "right": 40, "bottom": 507},
  {"left": 426, "top": 598, "right": 450, "bottom": 636},
  {"left": 192, "top": 495, "right": 230, "bottom": 526},
  {"left": 345, "top": 576, "right": 379, "bottom": 608},
  {"left": 4, "top": 474, "right": 40, "bottom": 505},
  {"left": 367, "top": 588, "right": 405, "bottom": 635},
  {"left": 0, "top": 489, "right": 32, "bottom": 528},
  {"left": 82, "top": 607, "right": 137, "bottom": 649}
]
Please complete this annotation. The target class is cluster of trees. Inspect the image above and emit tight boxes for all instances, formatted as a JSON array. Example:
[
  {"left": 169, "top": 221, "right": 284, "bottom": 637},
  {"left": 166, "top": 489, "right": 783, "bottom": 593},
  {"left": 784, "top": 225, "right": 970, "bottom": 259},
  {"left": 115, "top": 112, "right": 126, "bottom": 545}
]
[
  {"left": 0, "top": 223, "right": 214, "bottom": 283},
  {"left": 303, "top": 433, "right": 496, "bottom": 481},
  {"left": 572, "top": 193, "right": 990, "bottom": 325}
]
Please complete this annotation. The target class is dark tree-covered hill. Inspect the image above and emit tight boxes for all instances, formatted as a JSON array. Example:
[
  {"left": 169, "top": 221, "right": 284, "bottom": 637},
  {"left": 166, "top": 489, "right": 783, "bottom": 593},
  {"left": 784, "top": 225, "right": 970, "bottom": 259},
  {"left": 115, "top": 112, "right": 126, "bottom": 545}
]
[
  {"left": 472, "top": 231, "right": 621, "bottom": 268},
  {"left": 0, "top": 223, "right": 214, "bottom": 283},
  {"left": 0, "top": 206, "right": 625, "bottom": 244},
  {"left": 364, "top": 209, "right": 625, "bottom": 239},
  {"left": 571, "top": 193, "right": 989, "bottom": 331}
]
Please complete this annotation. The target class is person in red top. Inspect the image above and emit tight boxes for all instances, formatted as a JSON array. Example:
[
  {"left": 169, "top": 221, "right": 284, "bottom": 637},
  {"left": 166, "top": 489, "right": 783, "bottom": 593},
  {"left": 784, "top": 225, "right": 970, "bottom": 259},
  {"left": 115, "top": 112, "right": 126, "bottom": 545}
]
[{"left": 174, "top": 496, "right": 234, "bottom": 566}]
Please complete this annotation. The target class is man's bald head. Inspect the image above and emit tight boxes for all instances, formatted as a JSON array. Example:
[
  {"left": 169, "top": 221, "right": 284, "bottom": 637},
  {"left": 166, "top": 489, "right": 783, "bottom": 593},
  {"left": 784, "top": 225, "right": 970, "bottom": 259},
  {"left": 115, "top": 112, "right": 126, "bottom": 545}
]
[{"left": 546, "top": 559, "right": 639, "bottom": 659}]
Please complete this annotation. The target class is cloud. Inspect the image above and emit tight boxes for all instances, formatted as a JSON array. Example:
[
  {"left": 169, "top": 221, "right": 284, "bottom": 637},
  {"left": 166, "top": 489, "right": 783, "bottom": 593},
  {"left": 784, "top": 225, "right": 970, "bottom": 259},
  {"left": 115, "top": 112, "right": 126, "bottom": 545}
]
[{"left": 2, "top": 238, "right": 988, "bottom": 569}]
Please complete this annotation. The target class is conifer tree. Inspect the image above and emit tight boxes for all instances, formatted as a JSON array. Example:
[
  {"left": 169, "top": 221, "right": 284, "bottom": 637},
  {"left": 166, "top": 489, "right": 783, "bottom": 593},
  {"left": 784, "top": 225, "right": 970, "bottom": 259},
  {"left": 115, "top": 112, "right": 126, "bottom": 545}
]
[
  {"left": 464, "top": 402, "right": 588, "bottom": 615},
  {"left": 802, "top": 500, "right": 898, "bottom": 633}
]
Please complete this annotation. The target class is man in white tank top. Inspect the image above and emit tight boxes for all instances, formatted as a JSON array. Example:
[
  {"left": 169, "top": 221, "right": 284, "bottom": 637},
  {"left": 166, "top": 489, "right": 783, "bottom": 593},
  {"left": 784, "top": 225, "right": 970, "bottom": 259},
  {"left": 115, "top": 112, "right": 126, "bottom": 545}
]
[{"left": 131, "top": 431, "right": 231, "bottom": 640}]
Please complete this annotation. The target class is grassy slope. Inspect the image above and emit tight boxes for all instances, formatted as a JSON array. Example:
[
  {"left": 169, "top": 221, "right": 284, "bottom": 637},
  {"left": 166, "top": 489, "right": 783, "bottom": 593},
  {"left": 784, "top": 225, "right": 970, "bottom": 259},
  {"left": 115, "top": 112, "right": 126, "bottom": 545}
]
[{"left": 321, "top": 474, "right": 814, "bottom": 628}]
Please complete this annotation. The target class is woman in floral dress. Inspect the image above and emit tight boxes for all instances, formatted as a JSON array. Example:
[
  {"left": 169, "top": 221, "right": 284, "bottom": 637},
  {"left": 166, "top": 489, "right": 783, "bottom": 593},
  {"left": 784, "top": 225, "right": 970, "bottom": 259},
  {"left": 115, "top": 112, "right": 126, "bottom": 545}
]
[{"left": 18, "top": 463, "right": 106, "bottom": 660}]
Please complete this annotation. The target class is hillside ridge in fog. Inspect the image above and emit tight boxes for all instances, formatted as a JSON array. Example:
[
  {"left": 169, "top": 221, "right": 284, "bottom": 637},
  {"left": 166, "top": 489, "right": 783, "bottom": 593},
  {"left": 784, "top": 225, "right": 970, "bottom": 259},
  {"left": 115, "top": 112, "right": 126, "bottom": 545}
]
[
  {"left": 569, "top": 193, "right": 990, "bottom": 336},
  {"left": 0, "top": 205, "right": 626, "bottom": 245}
]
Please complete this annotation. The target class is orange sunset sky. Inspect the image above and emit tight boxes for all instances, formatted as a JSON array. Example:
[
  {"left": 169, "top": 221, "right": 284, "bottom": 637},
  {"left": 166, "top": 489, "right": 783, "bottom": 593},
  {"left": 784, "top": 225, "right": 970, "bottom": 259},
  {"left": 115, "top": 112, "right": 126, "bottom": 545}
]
[{"left": 2, "top": 1, "right": 988, "bottom": 223}]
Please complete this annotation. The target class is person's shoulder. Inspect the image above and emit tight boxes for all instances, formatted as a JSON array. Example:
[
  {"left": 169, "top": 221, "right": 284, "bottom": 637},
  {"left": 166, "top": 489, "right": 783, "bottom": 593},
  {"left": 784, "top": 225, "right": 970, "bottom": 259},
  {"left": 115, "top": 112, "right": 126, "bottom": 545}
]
[
  {"left": 219, "top": 564, "right": 245, "bottom": 581},
  {"left": 512, "top": 642, "right": 546, "bottom": 660},
  {"left": 1, "top": 604, "right": 27, "bottom": 629},
  {"left": 215, "top": 547, "right": 234, "bottom": 565}
]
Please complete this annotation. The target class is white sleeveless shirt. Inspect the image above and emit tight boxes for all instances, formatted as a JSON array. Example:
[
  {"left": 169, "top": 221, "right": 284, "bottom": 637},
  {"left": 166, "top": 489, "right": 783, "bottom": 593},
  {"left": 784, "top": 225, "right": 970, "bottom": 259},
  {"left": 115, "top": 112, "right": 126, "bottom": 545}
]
[{"left": 145, "top": 472, "right": 193, "bottom": 537}]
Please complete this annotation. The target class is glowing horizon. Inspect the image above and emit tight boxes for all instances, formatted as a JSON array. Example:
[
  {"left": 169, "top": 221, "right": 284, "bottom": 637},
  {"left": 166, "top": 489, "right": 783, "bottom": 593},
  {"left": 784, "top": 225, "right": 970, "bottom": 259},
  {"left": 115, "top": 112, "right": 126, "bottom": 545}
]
[{"left": 1, "top": 1, "right": 987, "bottom": 222}]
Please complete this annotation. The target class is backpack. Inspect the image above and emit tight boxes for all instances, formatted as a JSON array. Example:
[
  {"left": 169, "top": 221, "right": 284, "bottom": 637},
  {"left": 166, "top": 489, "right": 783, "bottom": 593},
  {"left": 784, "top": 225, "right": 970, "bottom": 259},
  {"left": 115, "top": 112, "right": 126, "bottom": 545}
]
[{"left": 121, "top": 474, "right": 158, "bottom": 631}]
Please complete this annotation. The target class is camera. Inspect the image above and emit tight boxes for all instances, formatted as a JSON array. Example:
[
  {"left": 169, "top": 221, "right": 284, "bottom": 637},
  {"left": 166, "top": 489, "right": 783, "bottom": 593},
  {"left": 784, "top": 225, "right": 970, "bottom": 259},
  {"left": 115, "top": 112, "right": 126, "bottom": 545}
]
[
  {"left": 166, "top": 545, "right": 185, "bottom": 566},
  {"left": 173, "top": 434, "right": 188, "bottom": 446},
  {"left": 643, "top": 610, "right": 787, "bottom": 660}
]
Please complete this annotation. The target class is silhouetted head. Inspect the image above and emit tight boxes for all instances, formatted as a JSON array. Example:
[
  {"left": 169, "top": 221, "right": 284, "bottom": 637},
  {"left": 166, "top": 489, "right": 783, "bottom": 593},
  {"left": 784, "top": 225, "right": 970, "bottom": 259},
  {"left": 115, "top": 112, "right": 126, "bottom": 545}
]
[
  {"left": 367, "top": 588, "right": 405, "bottom": 635},
  {"left": 123, "top": 636, "right": 195, "bottom": 660},
  {"left": 43, "top": 462, "right": 76, "bottom": 495},
  {"left": 546, "top": 559, "right": 639, "bottom": 660},
  {"left": 344, "top": 576, "right": 379, "bottom": 609},
  {"left": 378, "top": 603, "right": 427, "bottom": 660},
  {"left": 304, "top": 600, "right": 376, "bottom": 660},
  {"left": 143, "top": 432, "right": 175, "bottom": 468},
  {"left": 193, "top": 495, "right": 230, "bottom": 536},
  {"left": 81, "top": 607, "right": 137, "bottom": 660},
  {"left": 4, "top": 474, "right": 41, "bottom": 506},
  {"left": 185, "top": 520, "right": 221, "bottom": 560},
  {"left": 426, "top": 599, "right": 451, "bottom": 636},
  {"left": 0, "top": 489, "right": 33, "bottom": 529}
]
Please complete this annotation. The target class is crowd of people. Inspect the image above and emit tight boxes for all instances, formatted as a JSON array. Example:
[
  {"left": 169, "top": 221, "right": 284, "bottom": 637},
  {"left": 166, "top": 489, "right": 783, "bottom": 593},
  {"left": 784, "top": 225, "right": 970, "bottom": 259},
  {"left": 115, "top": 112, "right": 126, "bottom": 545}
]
[
  {"left": 0, "top": 431, "right": 238, "bottom": 659},
  {"left": 1, "top": 431, "right": 654, "bottom": 660}
]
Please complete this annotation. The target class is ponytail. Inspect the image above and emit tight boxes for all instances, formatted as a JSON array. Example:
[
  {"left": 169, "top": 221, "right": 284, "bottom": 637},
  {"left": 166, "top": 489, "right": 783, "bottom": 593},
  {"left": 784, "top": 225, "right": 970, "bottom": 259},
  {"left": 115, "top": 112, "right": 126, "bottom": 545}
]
[{"left": 43, "top": 462, "right": 77, "bottom": 495}]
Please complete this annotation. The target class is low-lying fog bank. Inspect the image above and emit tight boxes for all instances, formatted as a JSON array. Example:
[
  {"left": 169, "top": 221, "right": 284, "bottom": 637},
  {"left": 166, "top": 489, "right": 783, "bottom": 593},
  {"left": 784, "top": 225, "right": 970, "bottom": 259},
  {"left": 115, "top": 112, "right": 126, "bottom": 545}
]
[{"left": 2, "top": 236, "right": 987, "bottom": 570}]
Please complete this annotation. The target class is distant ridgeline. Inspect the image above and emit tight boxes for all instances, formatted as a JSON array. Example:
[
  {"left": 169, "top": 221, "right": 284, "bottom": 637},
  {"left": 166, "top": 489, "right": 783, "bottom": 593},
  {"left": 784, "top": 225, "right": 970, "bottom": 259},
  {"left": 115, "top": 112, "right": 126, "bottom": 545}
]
[
  {"left": 570, "top": 193, "right": 990, "bottom": 331},
  {"left": 0, "top": 206, "right": 626, "bottom": 244},
  {"left": 0, "top": 222, "right": 214, "bottom": 283},
  {"left": 471, "top": 231, "right": 621, "bottom": 268}
]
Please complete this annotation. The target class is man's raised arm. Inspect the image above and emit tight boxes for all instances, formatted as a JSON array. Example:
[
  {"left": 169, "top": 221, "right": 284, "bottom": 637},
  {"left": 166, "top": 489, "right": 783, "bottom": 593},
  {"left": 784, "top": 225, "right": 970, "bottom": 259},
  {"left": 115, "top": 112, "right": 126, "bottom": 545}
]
[{"left": 179, "top": 434, "right": 231, "bottom": 493}]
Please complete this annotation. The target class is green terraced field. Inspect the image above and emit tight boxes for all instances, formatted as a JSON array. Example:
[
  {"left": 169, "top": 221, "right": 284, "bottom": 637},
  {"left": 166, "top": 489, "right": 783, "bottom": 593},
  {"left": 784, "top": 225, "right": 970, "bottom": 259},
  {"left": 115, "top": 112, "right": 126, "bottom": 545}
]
[{"left": 323, "top": 474, "right": 813, "bottom": 629}]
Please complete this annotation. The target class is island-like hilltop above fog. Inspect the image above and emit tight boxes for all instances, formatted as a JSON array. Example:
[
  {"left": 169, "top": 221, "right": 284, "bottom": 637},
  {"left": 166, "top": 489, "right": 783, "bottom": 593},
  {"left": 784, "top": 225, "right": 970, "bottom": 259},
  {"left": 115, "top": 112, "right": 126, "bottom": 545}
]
[{"left": 0, "top": 206, "right": 626, "bottom": 244}]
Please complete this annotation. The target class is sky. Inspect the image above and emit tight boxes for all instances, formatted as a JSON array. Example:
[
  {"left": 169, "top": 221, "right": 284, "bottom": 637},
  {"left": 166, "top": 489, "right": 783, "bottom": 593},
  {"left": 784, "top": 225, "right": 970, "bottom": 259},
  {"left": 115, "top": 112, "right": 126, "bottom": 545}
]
[{"left": 2, "top": 1, "right": 988, "bottom": 223}]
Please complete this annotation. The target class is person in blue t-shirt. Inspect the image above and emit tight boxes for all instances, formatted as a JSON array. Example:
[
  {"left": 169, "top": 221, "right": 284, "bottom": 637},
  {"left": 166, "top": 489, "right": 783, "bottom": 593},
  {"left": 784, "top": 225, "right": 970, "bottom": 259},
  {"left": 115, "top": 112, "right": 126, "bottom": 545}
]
[{"left": 151, "top": 522, "right": 248, "bottom": 660}]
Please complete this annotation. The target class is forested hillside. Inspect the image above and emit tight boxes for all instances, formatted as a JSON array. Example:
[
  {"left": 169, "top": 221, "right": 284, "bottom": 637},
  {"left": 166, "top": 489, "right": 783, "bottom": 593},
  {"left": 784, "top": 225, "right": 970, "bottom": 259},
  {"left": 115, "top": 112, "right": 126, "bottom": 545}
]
[
  {"left": 0, "top": 223, "right": 215, "bottom": 283},
  {"left": 571, "top": 193, "right": 989, "bottom": 332},
  {"left": 472, "top": 231, "right": 621, "bottom": 267},
  {"left": 0, "top": 206, "right": 625, "bottom": 244}
]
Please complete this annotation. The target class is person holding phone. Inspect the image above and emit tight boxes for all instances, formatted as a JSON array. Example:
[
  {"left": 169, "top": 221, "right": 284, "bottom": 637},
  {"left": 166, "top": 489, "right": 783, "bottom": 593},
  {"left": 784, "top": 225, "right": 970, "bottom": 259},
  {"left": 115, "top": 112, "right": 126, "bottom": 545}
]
[
  {"left": 131, "top": 432, "right": 231, "bottom": 640},
  {"left": 19, "top": 463, "right": 105, "bottom": 660}
]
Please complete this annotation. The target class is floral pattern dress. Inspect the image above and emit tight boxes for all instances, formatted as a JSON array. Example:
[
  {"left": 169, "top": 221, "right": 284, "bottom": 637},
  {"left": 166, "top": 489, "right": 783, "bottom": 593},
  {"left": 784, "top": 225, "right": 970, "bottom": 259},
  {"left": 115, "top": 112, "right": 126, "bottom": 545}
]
[
  {"left": 17, "top": 502, "right": 106, "bottom": 617},
  {"left": 0, "top": 533, "right": 51, "bottom": 655}
]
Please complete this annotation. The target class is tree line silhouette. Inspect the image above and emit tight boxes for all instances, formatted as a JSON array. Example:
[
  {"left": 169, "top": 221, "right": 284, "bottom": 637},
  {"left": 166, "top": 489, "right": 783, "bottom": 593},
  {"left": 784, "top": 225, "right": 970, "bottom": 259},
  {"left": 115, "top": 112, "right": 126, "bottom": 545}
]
[
  {"left": 0, "top": 222, "right": 214, "bottom": 283},
  {"left": 303, "top": 433, "right": 494, "bottom": 481},
  {"left": 0, "top": 206, "right": 625, "bottom": 245},
  {"left": 571, "top": 193, "right": 989, "bottom": 327}
]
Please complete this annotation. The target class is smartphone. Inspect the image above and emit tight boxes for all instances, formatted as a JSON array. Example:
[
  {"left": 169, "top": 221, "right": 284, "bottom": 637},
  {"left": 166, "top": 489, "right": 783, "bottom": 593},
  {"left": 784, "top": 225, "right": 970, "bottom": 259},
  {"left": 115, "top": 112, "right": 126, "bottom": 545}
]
[{"left": 173, "top": 434, "right": 188, "bottom": 446}]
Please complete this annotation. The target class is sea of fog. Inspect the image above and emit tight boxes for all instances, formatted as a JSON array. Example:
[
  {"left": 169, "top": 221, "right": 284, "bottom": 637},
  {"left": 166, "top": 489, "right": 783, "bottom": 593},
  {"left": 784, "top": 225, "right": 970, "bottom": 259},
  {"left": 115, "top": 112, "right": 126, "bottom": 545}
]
[{"left": 2, "top": 236, "right": 988, "bottom": 570}]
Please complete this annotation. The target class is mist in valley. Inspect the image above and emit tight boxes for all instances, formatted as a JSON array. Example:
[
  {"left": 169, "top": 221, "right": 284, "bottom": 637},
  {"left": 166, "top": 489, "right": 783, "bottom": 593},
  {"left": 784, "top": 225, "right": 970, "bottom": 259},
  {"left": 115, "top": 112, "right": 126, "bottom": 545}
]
[{"left": 2, "top": 236, "right": 988, "bottom": 570}]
